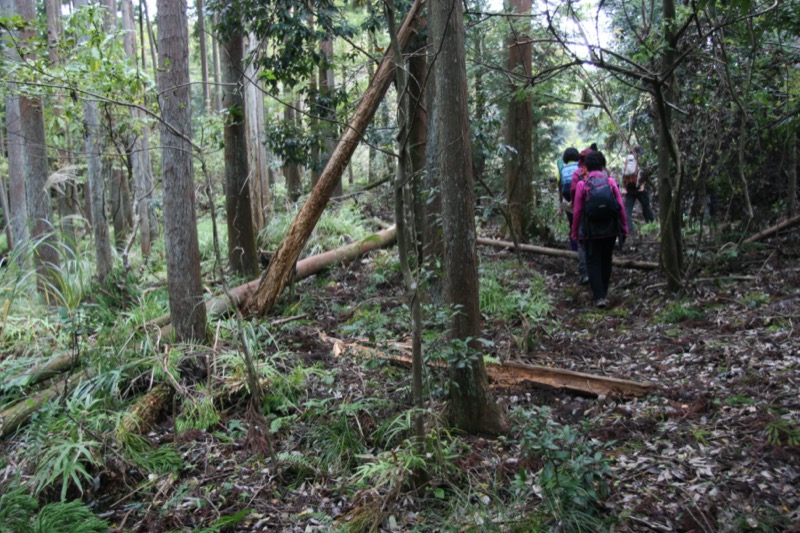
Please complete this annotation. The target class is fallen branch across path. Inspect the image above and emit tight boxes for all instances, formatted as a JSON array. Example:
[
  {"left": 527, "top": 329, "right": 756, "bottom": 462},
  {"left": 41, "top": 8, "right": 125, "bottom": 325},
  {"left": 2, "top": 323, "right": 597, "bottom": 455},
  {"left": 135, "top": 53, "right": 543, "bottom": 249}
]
[
  {"left": 321, "top": 333, "right": 652, "bottom": 399},
  {"left": 743, "top": 214, "right": 800, "bottom": 244},
  {"left": 478, "top": 237, "right": 660, "bottom": 270}
]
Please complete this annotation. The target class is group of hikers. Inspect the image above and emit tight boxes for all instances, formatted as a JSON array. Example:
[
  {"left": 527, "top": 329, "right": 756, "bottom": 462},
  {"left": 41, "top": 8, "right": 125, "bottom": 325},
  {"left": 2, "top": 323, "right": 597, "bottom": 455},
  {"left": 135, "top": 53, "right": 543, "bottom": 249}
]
[{"left": 556, "top": 143, "right": 655, "bottom": 308}]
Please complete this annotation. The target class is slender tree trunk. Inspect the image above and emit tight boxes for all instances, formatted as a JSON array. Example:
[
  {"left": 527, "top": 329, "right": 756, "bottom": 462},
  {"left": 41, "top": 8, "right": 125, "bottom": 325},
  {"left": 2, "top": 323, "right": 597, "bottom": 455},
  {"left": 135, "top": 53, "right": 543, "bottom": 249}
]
[
  {"left": 431, "top": 0, "right": 505, "bottom": 435},
  {"left": 221, "top": 26, "right": 258, "bottom": 277},
  {"left": 110, "top": 167, "right": 132, "bottom": 251},
  {"left": 423, "top": 2, "right": 443, "bottom": 301},
  {"left": 18, "top": 0, "right": 60, "bottom": 295},
  {"left": 283, "top": 87, "right": 302, "bottom": 202},
  {"left": 142, "top": 0, "right": 158, "bottom": 79},
  {"left": 0, "top": 125, "right": 11, "bottom": 246},
  {"left": 212, "top": 15, "right": 222, "bottom": 113},
  {"left": 157, "top": 0, "right": 207, "bottom": 342},
  {"left": 5, "top": 93, "right": 27, "bottom": 251},
  {"left": 385, "top": 0, "right": 413, "bottom": 289},
  {"left": 319, "top": 35, "right": 341, "bottom": 196},
  {"left": 196, "top": 0, "right": 211, "bottom": 114},
  {"left": 46, "top": 0, "right": 77, "bottom": 250},
  {"left": 245, "top": 33, "right": 269, "bottom": 233},
  {"left": 408, "top": 29, "right": 427, "bottom": 262},
  {"left": 82, "top": 99, "right": 114, "bottom": 280},
  {"left": 504, "top": 0, "right": 533, "bottom": 242},
  {"left": 657, "top": 0, "right": 683, "bottom": 292},
  {"left": 788, "top": 128, "right": 797, "bottom": 217},
  {"left": 122, "top": 0, "right": 155, "bottom": 256}
]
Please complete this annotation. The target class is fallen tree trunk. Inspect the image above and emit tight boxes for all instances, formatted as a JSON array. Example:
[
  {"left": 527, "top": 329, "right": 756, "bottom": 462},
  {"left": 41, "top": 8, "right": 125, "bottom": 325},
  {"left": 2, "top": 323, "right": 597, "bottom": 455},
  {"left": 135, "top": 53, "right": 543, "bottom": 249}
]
[
  {"left": 742, "top": 213, "right": 800, "bottom": 244},
  {"left": 155, "top": 226, "right": 397, "bottom": 335},
  {"left": 5, "top": 353, "right": 79, "bottom": 388},
  {"left": 322, "top": 333, "right": 652, "bottom": 399},
  {"left": 0, "top": 370, "right": 89, "bottom": 439},
  {"left": 478, "top": 237, "right": 660, "bottom": 270},
  {"left": 247, "top": 0, "right": 425, "bottom": 317}
]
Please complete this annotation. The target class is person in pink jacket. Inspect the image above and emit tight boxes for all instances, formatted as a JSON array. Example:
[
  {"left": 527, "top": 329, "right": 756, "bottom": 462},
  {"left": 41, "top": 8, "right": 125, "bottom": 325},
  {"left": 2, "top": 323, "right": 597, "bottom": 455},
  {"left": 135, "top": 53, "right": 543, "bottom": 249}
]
[{"left": 571, "top": 150, "right": 628, "bottom": 308}]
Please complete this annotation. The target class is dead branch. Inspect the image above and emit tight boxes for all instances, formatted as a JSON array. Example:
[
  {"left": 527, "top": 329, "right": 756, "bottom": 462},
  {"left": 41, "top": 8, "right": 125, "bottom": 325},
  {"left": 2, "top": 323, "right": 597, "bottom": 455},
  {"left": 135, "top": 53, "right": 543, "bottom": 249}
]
[
  {"left": 478, "top": 237, "right": 660, "bottom": 270},
  {"left": 742, "top": 214, "right": 800, "bottom": 244}
]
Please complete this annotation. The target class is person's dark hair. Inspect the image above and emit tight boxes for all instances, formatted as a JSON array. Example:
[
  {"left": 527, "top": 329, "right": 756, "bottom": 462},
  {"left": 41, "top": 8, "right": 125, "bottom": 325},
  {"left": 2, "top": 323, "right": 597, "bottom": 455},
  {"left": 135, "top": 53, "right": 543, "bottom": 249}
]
[
  {"left": 584, "top": 150, "right": 606, "bottom": 171},
  {"left": 562, "top": 147, "right": 580, "bottom": 163},
  {"left": 590, "top": 143, "right": 598, "bottom": 151}
]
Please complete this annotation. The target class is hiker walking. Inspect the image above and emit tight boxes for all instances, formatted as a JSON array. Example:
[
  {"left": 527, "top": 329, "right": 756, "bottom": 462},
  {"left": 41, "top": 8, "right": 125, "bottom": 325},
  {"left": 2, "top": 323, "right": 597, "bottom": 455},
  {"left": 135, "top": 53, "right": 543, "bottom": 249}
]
[
  {"left": 571, "top": 150, "right": 628, "bottom": 308},
  {"left": 621, "top": 145, "right": 655, "bottom": 238},
  {"left": 558, "top": 147, "right": 580, "bottom": 247}
]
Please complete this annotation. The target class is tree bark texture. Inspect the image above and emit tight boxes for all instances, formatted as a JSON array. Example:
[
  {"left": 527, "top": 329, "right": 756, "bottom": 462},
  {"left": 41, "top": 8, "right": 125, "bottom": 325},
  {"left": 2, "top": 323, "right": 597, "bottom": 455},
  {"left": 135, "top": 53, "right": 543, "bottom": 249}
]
[
  {"left": 504, "top": 0, "right": 533, "bottom": 242},
  {"left": 657, "top": 0, "right": 683, "bottom": 292},
  {"left": 319, "top": 35, "right": 341, "bottom": 197},
  {"left": 248, "top": 0, "right": 425, "bottom": 317},
  {"left": 222, "top": 29, "right": 258, "bottom": 277},
  {"left": 196, "top": 0, "right": 212, "bottom": 114},
  {"left": 423, "top": 6, "right": 443, "bottom": 294},
  {"left": 245, "top": 33, "right": 269, "bottom": 233},
  {"left": 111, "top": 167, "right": 133, "bottom": 251},
  {"left": 5, "top": 92, "right": 28, "bottom": 251},
  {"left": 83, "top": 100, "right": 114, "bottom": 281},
  {"left": 157, "top": 0, "right": 208, "bottom": 342},
  {"left": 18, "top": 0, "right": 60, "bottom": 294},
  {"left": 431, "top": 0, "right": 505, "bottom": 435}
]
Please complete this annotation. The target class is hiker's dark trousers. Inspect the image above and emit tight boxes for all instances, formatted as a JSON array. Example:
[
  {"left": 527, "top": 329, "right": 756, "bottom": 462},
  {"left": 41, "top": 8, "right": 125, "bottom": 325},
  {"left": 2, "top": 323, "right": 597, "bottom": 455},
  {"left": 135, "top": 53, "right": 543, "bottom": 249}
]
[
  {"left": 584, "top": 237, "right": 616, "bottom": 300},
  {"left": 624, "top": 187, "right": 655, "bottom": 234}
]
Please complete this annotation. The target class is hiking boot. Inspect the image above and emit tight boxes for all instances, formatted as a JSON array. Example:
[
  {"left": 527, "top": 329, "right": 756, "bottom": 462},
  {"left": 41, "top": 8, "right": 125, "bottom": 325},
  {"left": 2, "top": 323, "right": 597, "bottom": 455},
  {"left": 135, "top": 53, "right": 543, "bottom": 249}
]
[{"left": 593, "top": 298, "right": 608, "bottom": 308}]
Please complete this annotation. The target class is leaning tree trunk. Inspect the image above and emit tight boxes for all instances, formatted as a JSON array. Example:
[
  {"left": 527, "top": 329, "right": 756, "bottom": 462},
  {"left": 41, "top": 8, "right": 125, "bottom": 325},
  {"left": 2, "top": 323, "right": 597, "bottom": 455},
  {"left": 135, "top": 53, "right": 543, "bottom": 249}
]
[
  {"left": 248, "top": 0, "right": 425, "bottom": 317},
  {"left": 157, "top": 0, "right": 208, "bottom": 342},
  {"left": 431, "top": 0, "right": 506, "bottom": 435},
  {"left": 221, "top": 26, "right": 258, "bottom": 277}
]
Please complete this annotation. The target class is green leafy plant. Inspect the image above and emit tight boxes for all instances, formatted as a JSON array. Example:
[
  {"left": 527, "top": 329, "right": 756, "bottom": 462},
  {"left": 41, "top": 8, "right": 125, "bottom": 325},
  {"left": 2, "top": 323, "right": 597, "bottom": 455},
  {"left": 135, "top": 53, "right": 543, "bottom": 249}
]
[
  {"left": 765, "top": 419, "right": 800, "bottom": 446},
  {"left": 511, "top": 406, "right": 614, "bottom": 530},
  {"left": 33, "top": 436, "right": 103, "bottom": 501},
  {"left": 0, "top": 486, "right": 108, "bottom": 533}
]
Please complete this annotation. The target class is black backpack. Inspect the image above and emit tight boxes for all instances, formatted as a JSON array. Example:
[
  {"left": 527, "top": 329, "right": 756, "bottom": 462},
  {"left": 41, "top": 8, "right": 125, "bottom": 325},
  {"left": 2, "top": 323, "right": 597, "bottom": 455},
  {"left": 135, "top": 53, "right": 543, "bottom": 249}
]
[{"left": 582, "top": 171, "right": 622, "bottom": 237}]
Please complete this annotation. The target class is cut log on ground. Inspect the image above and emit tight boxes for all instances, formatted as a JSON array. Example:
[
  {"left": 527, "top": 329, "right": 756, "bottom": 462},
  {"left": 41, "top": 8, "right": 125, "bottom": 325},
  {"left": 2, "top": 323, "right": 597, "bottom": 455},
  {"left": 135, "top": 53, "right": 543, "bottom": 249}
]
[
  {"left": 321, "top": 333, "right": 652, "bottom": 399},
  {"left": 743, "top": 213, "right": 800, "bottom": 244},
  {"left": 155, "top": 226, "right": 397, "bottom": 335},
  {"left": 121, "top": 383, "right": 174, "bottom": 434},
  {"left": 478, "top": 237, "right": 660, "bottom": 270},
  {"left": 0, "top": 370, "right": 89, "bottom": 439},
  {"left": 247, "top": 0, "right": 424, "bottom": 317}
]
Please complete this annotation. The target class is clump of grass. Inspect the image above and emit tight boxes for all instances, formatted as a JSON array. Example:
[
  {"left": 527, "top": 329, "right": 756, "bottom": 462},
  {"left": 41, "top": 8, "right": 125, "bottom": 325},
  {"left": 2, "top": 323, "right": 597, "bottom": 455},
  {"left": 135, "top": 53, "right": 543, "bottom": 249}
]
[
  {"left": 259, "top": 201, "right": 373, "bottom": 255},
  {"left": 657, "top": 301, "right": 705, "bottom": 323}
]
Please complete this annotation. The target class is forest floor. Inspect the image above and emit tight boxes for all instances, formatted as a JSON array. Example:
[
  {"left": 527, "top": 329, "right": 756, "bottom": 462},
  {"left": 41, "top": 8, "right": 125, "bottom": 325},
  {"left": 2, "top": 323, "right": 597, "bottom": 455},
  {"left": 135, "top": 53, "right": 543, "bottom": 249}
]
[{"left": 4, "top": 217, "right": 800, "bottom": 532}]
